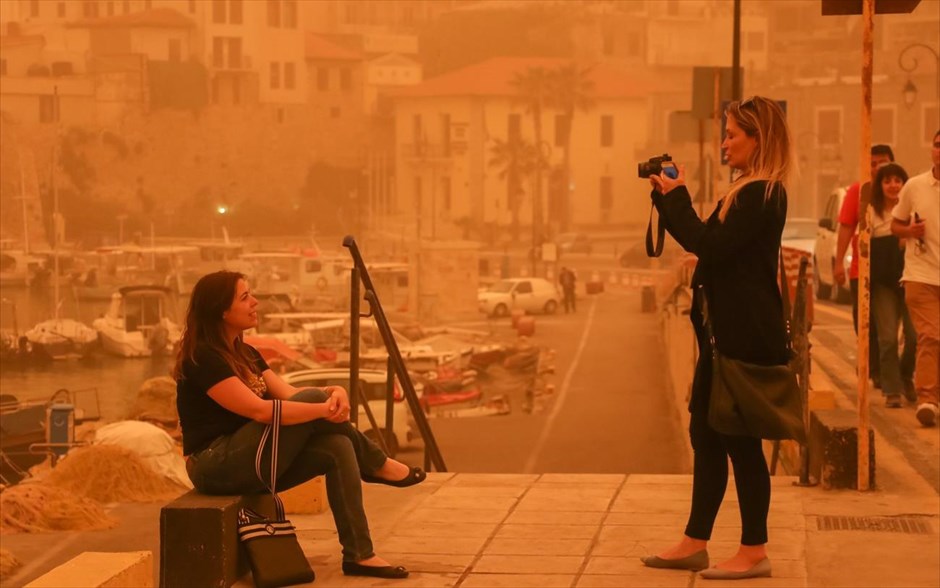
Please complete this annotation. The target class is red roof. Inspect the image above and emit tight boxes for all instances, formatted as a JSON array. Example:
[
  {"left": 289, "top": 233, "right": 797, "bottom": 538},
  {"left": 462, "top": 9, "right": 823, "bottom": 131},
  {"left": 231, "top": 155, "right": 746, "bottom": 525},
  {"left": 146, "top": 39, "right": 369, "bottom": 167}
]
[
  {"left": 68, "top": 8, "right": 195, "bottom": 29},
  {"left": 390, "top": 57, "right": 666, "bottom": 100},
  {"left": 305, "top": 33, "right": 362, "bottom": 62}
]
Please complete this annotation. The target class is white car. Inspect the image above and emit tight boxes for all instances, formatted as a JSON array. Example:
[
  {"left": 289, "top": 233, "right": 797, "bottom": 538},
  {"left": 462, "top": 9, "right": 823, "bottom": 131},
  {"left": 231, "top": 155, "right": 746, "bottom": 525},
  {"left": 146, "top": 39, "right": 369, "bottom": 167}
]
[
  {"left": 478, "top": 277, "right": 561, "bottom": 317},
  {"left": 814, "top": 186, "right": 852, "bottom": 303},
  {"left": 282, "top": 368, "right": 417, "bottom": 455}
]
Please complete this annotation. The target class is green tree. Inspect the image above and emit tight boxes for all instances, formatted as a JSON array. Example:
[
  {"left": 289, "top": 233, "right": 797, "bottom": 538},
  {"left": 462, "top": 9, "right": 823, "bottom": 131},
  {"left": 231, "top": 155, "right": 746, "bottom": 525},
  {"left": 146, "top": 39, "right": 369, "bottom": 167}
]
[
  {"left": 550, "top": 63, "right": 594, "bottom": 231},
  {"left": 511, "top": 66, "right": 553, "bottom": 253}
]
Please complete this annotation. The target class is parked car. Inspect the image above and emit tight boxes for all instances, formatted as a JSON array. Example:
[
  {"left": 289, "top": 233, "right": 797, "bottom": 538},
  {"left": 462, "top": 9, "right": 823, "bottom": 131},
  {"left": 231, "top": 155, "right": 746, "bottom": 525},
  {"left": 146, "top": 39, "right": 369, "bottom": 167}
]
[
  {"left": 781, "top": 217, "right": 818, "bottom": 256},
  {"left": 282, "top": 368, "right": 417, "bottom": 455},
  {"left": 814, "top": 186, "right": 852, "bottom": 303},
  {"left": 556, "top": 232, "right": 593, "bottom": 254},
  {"left": 478, "top": 278, "right": 560, "bottom": 317}
]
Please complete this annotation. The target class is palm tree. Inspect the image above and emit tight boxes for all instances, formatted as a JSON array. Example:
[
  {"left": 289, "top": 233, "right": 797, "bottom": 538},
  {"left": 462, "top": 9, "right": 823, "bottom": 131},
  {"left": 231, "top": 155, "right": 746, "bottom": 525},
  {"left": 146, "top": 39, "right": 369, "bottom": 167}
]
[
  {"left": 488, "top": 137, "right": 538, "bottom": 241},
  {"left": 510, "top": 67, "right": 553, "bottom": 250},
  {"left": 550, "top": 63, "right": 594, "bottom": 231}
]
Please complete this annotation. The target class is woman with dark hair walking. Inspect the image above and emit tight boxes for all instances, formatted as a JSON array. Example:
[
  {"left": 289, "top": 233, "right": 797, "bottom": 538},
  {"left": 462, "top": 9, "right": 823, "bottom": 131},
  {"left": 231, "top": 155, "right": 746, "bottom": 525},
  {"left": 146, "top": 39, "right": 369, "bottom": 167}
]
[
  {"left": 869, "top": 162, "right": 917, "bottom": 408},
  {"left": 175, "top": 271, "right": 424, "bottom": 579}
]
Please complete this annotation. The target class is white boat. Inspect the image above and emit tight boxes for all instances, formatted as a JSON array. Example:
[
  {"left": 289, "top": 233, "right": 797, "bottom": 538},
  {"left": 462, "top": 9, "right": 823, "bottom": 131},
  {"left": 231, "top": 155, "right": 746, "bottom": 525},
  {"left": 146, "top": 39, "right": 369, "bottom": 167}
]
[
  {"left": 92, "top": 286, "right": 181, "bottom": 357},
  {"left": 24, "top": 318, "right": 98, "bottom": 360}
]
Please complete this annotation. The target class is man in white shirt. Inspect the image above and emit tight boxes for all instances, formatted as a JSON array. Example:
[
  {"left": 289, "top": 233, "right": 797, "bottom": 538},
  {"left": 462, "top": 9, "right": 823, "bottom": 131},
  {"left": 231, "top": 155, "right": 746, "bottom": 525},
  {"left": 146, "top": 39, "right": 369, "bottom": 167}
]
[{"left": 892, "top": 130, "right": 940, "bottom": 427}]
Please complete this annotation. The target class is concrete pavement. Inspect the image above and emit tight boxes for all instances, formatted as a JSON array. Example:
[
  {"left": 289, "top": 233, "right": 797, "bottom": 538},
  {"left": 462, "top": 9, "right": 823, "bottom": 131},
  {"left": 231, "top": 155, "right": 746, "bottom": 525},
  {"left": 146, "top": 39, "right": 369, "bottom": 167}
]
[{"left": 5, "top": 468, "right": 937, "bottom": 587}]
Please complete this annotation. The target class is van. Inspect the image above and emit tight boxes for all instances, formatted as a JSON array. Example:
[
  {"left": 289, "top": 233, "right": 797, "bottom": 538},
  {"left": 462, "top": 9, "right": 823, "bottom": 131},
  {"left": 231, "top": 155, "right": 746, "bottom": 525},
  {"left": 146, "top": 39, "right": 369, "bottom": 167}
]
[
  {"left": 815, "top": 186, "right": 852, "bottom": 303},
  {"left": 477, "top": 277, "right": 561, "bottom": 317}
]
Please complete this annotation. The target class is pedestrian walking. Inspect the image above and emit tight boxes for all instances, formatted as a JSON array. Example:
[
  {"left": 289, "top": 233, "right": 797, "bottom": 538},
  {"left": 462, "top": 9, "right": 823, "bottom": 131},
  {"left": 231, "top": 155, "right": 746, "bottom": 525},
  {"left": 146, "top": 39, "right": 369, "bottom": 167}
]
[
  {"left": 559, "top": 266, "right": 577, "bottom": 313},
  {"left": 642, "top": 96, "right": 794, "bottom": 580},
  {"left": 175, "top": 271, "right": 424, "bottom": 579},
  {"left": 869, "top": 162, "right": 917, "bottom": 408},
  {"left": 891, "top": 130, "right": 940, "bottom": 427},
  {"left": 834, "top": 145, "right": 896, "bottom": 388}
]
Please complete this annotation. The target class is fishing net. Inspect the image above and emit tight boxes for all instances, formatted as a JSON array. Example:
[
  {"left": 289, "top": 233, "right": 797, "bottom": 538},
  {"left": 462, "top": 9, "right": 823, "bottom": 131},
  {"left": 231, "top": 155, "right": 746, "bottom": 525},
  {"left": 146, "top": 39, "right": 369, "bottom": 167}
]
[
  {"left": 46, "top": 444, "right": 188, "bottom": 503},
  {"left": 0, "top": 548, "right": 20, "bottom": 580},
  {"left": 0, "top": 484, "right": 114, "bottom": 533}
]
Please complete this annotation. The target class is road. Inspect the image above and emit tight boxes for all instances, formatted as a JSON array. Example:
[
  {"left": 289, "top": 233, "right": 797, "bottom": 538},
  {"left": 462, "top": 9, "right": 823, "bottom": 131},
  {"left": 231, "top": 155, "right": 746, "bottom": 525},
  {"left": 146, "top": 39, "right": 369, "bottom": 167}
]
[{"left": 407, "top": 286, "right": 691, "bottom": 475}]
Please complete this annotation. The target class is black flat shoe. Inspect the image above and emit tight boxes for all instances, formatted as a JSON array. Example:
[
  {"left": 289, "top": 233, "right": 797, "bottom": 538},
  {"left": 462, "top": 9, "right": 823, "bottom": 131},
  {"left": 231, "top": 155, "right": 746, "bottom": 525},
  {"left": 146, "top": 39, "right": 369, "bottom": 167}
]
[
  {"left": 342, "top": 561, "right": 409, "bottom": 579},
  {"left": 361, "top": 466, "right": 427, "bottom": 488}
]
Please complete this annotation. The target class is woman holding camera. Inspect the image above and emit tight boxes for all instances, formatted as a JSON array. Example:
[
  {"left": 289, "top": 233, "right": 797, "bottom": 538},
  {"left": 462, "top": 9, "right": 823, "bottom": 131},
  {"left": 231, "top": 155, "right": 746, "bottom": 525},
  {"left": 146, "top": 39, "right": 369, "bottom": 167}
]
[{"left": 641, "top": 96, "right": 792, "bottom": 580}]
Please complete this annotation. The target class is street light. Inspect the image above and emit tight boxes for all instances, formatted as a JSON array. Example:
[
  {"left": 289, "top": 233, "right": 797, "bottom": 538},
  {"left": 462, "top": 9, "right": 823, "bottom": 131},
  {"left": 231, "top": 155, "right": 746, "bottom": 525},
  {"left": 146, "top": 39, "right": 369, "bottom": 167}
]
[{"left": 897, "top": 42, "right": 940, "bottom": 108}]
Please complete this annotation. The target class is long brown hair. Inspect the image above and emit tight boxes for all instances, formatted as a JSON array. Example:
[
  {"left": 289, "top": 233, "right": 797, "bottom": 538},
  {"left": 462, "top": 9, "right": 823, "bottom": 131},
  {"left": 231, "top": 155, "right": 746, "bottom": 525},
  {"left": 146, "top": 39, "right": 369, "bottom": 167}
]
[
  {"left": 871, "top": 162, "right": 908, "bottom": 218},
  {"left": 173, "top": 271, "right": 257, "bottom": 383},
  {"left": 719, "top": 96, "right": 794, "bottom": 222}
]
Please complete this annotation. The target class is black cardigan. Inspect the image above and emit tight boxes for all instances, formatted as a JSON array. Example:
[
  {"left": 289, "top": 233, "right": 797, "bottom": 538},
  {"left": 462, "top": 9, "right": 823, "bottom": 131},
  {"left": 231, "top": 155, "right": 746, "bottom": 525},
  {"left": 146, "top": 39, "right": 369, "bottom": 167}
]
[{"left": 653, "top": 181, "right": 790, "bottom": 409}]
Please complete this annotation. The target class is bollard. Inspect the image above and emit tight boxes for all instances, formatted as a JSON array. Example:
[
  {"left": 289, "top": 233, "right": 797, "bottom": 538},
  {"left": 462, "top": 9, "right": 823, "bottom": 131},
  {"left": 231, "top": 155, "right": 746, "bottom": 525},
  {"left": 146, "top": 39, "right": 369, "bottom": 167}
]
[{"left": 641, "top": 284, "right": 656, "bottom": 313}]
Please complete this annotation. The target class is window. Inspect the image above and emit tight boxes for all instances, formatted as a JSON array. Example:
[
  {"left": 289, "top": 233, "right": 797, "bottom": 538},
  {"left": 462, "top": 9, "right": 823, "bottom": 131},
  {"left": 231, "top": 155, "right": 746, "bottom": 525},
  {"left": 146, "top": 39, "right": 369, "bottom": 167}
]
[
  {"left": 144, "top": 0, "right": 152, "bottom": 8},
  {"left": 600, "top": 115, "right": 614, "bottom": 147},
  {"left": 414, "top": 177, "right": 423, "bottom": 212},
  {"left": 228, "top": 38, "right": 242, "bottom": 68},
  {"left": 168, "top": 39, "right": 182, "bottom": 63},
  {"left": 39, "top": 95, "right": 57, "bottom": 123},
  {"left": 441, "top": 176, "right": 451, "bottom": 211},
  {"left": 188, "top": 0, "right": 196, "bottom": 13},
  {"left": 212, "top": 0, "right": 226, "bottom": 24},
  {"left": 923, "top": 103, "right": 939, "bottom": 145},
  {"left": 123, "top": 0, "right": 129, "bottom": 14},
  {"left": 29, "top": 0, "right": 39, "bottom": 17},
  {"left": 871, "top": 106, "right": 895, "bottom": 146},
  {"left": 212, "top": 37, "right": 225, "bottom": 68},
  {"left": 106, "top": 1, "right": 115, "bottom": 16},
  {"left": 284, "top": 62, "right": 295, "bottom": 89},
  {"left": 267, "top": 0, "right": 281, "bottom": 26},
  {"left": 505, "top": 114, "right": 520, "bottom": 145},
  {"left": 270, "top": 62, "right": 280, "bottom": 89},
  {"left": 515, "top": 281, "right": 533, "bottom": 294},
  {"left": 340, "top": 68, "right": 351, "bottom": 91},
  {"left": 57, "top": 2, "right": 66, "bottom": 17},
  {"left": 330, "top": 106, "right": 340, "bottom": 118},
  {"left": 283, "top": 0, "right": 298, "bottom": 28},
  {"left": 317, "top": 67, "right": 329, "bottom": 91},
  {"left": 0, "top": 59, "right": 7, "bottom": 76},
  {"left": 602, "top": 31, "right": 614, "bottom": 56},
  {"left": 230, "top": 0, "right": 243, "bottom": 24},
  {"left": 413, "top": 114, "right": 423, "bottom": 152},
  {"left": 441, "top": 113, "right": 451, "bottom": 156},
  {"left": 600, "top": 176, "right": 613, "bottom": 212},
  {"left": 304, "top": 259, "right": 322, "bottom": 272},
  {"left": 554, "top": 114, "right": 569, "bottom": 147},
  {"left": 626, "top": 33, "right": 640, "bottom": 57},
  {"left": 816, "top": 108, "right": 842, "bottom": 146},
  {"left": 83, "top": 1, "right": 99, "bottom": 18}
]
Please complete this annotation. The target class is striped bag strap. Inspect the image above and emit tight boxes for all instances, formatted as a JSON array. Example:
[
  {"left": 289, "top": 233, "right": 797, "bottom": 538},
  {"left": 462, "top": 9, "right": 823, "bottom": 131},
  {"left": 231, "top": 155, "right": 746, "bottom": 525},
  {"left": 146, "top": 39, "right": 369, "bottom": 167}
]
[{"left": 254, "top": 399, "right": 286, "bottom": 522}]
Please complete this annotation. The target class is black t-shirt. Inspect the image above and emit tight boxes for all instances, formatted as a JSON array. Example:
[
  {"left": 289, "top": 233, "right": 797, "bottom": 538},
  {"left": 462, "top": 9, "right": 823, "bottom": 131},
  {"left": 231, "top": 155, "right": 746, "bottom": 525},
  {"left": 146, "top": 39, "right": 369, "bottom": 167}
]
[{"left": 176, "top": 342, "right": 269, "bottom": 455}]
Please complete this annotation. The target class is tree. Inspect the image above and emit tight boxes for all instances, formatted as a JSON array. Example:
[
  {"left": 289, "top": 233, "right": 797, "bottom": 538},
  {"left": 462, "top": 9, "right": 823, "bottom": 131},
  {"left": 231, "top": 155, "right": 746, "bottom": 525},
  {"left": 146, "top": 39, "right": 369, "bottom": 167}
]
[
  {"left": 488, "top": 137, "right": 538, "bottom": 241},
  {"left": 550, "top": 63, "right": 594, "bottom": 231},
  {"left": 511, "top": 66, "right": 553, "bottom": 256}
]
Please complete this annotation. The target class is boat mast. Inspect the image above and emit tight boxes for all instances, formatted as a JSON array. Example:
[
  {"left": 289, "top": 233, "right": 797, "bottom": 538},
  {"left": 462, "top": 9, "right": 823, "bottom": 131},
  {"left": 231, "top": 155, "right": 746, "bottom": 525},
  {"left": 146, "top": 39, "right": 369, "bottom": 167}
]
[{"left": 52, "top": 86, "right": 61, "bottom": 321}]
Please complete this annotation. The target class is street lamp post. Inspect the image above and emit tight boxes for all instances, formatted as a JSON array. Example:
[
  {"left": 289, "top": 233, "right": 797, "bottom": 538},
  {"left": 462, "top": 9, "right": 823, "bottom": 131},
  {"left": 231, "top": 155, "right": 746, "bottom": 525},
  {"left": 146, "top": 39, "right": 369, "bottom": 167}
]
[{"left": 897, "top": 42, "right": 940, "bottom": 107}]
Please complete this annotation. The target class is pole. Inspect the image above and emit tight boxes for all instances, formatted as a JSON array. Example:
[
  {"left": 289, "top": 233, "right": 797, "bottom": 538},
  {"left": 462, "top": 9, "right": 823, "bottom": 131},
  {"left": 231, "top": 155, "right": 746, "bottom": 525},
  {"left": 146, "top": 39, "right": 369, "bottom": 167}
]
[
  {"left": 731, "top": 0, "right": 742, "bottom": 100},
  {"left": 857, "top": 0, "right": 874, "bottom": 492}
]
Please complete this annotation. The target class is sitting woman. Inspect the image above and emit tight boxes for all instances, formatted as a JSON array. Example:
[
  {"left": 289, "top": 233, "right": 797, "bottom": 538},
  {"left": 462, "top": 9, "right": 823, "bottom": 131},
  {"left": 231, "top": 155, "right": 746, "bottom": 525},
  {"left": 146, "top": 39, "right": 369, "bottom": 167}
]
[{"left": 175, "top": 270, "right": 425, "bottom": 580}]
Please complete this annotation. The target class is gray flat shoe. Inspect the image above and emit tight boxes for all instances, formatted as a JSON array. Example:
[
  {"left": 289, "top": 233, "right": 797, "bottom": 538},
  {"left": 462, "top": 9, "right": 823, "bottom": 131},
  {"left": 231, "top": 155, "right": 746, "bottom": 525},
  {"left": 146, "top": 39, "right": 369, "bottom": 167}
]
[
  {"left": 640, "top": 549, "right": 709, "bottom": 571},
  {"left": 699, "top": 557, "right": 772, "bottom": 580}
]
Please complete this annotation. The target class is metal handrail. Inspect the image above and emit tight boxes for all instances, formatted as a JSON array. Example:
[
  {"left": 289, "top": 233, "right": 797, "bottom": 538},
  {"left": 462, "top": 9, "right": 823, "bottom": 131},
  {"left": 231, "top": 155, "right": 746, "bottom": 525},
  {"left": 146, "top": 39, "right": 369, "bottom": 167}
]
[{"left": 343, "top": 235, "right": 447, "bottom": 472}]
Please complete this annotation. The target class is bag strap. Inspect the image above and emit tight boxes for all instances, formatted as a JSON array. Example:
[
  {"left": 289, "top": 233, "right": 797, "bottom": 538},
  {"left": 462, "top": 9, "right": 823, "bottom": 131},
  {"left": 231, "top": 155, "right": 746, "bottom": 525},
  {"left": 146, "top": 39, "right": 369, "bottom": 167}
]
[
  {"left": 645, "top": 203, "right": 665, "bottom": 257},
  {"left": 254, "top": 399, "right": 286, "bottom": 522}
]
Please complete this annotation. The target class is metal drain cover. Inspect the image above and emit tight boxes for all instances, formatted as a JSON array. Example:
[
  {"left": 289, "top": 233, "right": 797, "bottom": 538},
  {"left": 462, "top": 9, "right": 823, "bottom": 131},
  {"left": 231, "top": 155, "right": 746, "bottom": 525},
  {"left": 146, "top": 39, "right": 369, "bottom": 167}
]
[{"left": 816, "top": 515, "right": 933, "bottom": 534}]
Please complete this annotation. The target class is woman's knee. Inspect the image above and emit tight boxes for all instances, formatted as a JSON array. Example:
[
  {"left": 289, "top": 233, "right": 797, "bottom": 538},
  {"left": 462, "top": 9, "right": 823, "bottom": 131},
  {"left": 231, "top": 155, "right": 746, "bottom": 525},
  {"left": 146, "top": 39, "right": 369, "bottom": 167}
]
[{"left": 290, "top": 387, "right": 330, "bottom": 404}]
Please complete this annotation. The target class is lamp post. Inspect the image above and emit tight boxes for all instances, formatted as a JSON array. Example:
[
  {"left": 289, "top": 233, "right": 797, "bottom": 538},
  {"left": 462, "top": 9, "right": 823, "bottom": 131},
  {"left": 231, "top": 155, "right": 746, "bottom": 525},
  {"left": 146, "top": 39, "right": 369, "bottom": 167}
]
[{"left": 897, "top": 42, "right": 940, "bottom": 107}]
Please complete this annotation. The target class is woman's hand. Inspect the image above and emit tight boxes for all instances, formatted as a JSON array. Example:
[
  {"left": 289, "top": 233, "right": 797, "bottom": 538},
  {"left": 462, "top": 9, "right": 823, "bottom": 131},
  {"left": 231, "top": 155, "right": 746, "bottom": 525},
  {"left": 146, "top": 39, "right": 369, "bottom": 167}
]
[
  {"left": 324, "top": 386, "right": 351, "bottom": 423},
  {"left": 649, "top": 164, "right": 686, "bottom": 195}
]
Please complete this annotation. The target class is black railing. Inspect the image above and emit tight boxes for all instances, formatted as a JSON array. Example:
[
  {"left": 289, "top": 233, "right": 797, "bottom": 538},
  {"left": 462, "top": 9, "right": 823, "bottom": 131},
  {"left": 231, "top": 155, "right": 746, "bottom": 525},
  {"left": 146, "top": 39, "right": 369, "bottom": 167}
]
[{"left": 343, "top": 236, "right": 447, "bottom": 472}]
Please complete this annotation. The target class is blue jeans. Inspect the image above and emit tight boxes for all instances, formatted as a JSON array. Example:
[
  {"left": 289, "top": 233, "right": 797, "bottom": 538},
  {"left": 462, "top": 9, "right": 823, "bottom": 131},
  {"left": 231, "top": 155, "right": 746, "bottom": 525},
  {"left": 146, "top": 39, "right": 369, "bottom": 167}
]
[
  {"left": 186, "top": 388, "right": 388, "bottom": 562},
  {"left": 871, "top": 283, "right": 917, "bottom": 397}
]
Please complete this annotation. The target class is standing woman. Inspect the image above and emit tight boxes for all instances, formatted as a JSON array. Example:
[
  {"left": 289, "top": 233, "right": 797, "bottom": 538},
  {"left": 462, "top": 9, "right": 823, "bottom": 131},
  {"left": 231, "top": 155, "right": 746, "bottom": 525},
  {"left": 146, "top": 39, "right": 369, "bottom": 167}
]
[
  {"left": 641, "top": 96, "right": 792, "bottom": 580},
  {"left": 175, "top": 271, "right": 425, "bottom": 580},
  {"left": 869, "top": 163, "right": 917, "bottom": 408}
]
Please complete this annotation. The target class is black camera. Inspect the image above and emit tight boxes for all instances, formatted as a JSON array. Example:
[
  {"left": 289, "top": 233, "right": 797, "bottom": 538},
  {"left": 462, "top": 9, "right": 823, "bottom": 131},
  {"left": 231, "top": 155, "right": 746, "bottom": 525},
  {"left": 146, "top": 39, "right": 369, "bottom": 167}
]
[{"left": 638, "top": 153, "right": 678, "bottom": 179}]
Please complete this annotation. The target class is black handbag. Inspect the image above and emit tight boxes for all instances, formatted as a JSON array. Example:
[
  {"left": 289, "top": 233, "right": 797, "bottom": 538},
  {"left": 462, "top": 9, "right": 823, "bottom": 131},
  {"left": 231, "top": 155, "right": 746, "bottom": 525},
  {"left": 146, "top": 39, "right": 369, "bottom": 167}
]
[
  {"left": 700, "top": 251, "right": 807, "bottom": 443},
  {"left": 237, "top": 399, "right": 315, "bottom": 588},
  {"left": 870, "top": 235, "right": 904, "bottom": 286}
]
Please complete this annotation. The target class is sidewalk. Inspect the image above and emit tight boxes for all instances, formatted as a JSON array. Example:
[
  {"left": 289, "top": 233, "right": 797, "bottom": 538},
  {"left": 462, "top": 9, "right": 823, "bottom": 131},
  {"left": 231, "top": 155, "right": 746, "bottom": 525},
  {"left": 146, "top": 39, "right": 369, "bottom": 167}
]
[{"left": 4, "top": 469, "right": 937, "bottom": 587}]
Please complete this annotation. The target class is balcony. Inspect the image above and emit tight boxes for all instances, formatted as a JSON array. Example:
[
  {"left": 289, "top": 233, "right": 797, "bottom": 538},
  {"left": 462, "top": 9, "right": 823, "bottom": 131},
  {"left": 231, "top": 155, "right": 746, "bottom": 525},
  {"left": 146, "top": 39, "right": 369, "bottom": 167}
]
[
  {"left": 208, "top": 54, "right": 253, "bottom": 71},
  {"left": 401, "top": 142, "right": 459, "bottom": 162}
]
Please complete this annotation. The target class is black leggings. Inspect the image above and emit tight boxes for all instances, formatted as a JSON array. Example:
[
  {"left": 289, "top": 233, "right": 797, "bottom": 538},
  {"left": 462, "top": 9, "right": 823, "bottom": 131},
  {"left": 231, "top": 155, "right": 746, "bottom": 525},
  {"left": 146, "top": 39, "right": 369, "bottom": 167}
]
[{"left": 685, "top": 386, "right": 771, "bottom": 546}]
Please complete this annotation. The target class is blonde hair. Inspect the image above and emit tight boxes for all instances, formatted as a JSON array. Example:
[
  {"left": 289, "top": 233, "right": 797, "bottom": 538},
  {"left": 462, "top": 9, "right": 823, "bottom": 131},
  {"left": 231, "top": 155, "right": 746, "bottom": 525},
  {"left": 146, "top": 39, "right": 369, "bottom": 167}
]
[{"left": 719, "top": 96, "right": 794, "bottom": 222}]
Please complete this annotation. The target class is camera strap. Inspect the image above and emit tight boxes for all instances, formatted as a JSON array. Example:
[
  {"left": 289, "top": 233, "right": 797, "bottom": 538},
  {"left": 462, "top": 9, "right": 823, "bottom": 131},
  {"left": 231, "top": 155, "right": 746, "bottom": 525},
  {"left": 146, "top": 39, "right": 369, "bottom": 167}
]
[{"left": 645, "top": 203, "right": 665, "bottom": 258}]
